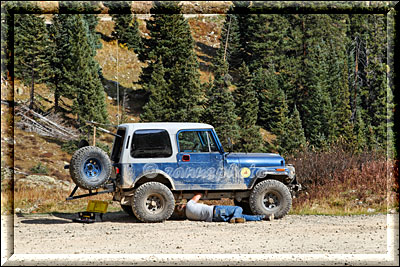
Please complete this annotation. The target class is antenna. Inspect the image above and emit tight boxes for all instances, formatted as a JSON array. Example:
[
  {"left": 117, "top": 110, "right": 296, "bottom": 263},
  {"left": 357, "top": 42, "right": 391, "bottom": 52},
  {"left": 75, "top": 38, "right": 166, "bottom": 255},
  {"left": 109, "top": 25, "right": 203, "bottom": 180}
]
[
  {"left": 223, "top": 15, "right": 232, "bottom": 62},
  {"left": 116, "top": 39, "right": 120, "bottom": 125}
]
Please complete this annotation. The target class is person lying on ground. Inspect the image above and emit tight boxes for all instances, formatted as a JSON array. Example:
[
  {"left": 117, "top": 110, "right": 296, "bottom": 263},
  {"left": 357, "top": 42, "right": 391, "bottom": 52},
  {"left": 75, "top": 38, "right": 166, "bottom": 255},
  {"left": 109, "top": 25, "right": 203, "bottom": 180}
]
[{"left": 175, "top": 192, "right": 274, "bottom": 223}]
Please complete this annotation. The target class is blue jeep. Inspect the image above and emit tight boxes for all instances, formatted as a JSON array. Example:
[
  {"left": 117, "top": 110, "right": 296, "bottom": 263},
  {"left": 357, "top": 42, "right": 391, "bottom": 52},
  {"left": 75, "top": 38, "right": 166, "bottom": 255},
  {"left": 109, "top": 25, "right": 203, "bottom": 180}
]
[{"left": 68, "top": 123, "right": 301, "bottom": 222}]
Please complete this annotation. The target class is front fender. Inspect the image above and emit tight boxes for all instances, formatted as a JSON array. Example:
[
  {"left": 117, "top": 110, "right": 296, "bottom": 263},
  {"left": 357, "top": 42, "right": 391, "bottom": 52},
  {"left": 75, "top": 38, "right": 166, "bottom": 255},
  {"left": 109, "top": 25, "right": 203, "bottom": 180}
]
[{"left": 248, "top": 165, "right": 296, "bottom": 189}]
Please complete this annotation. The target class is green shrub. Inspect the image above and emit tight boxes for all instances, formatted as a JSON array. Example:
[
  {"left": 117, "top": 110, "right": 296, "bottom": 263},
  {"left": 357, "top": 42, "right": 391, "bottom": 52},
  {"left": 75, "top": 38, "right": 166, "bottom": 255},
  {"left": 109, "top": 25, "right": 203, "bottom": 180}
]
[
  {"left": 96, "top": 142, "right": 111, "bottom": 156},
  {"left": 30, "top": 163, "right": 48, "bottom": 174},
  {"left": 61, "top": 140, "right": 80, "bottom": 154},
  {"left": 61, "top": 139, "right": 111, "bottom": 155}
]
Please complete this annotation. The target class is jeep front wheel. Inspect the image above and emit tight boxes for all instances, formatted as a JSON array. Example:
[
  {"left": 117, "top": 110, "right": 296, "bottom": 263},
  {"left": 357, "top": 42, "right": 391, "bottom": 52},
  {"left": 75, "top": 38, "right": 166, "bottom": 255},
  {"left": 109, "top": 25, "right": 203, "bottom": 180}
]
[
  {"left": 249, "top": 179, "right": 292, "bottom": 219},
  {"left": 132, "top": 182, "right": 175, "bottom": 223}
]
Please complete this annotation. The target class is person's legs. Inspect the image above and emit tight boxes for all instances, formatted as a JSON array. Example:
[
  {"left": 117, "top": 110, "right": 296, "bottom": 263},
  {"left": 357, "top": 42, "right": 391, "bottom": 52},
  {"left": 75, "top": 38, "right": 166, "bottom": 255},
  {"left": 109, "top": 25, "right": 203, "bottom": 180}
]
[
  {"left": 214, "top": 205, "right": 243, "bottom": 222},
  {"left": 241, "top": 214, "right": 265, "bottom": 221},
  {"left": 214, "top": 205, "right": 273, "bottom": 222}
]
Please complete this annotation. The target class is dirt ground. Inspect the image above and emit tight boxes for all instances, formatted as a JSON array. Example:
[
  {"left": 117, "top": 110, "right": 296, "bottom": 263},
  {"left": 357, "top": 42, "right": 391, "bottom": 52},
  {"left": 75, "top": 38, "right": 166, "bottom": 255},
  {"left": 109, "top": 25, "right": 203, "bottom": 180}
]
[{"left": 1, "top": 213, "right": 399, "bottom": 266}]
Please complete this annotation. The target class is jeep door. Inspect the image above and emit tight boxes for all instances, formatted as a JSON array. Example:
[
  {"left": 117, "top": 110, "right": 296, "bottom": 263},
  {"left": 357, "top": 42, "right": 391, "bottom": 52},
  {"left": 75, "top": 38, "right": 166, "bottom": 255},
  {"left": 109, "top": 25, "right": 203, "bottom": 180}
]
[{"left": 175, "top": 129, "right": 223, "bottom": 189}]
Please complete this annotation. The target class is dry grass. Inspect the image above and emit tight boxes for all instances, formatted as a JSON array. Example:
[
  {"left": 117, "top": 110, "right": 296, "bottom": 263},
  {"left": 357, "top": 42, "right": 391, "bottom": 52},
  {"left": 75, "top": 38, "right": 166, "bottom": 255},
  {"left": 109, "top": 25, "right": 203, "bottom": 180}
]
[
  {"left": 95, "top": 40, "right": 143, "bottom": 90},
  {"left": 2, "top": 185, "right": 121, "bottom": 214},
  {"left": 289, "top": 149, "right": 398, "bottom": 215}
]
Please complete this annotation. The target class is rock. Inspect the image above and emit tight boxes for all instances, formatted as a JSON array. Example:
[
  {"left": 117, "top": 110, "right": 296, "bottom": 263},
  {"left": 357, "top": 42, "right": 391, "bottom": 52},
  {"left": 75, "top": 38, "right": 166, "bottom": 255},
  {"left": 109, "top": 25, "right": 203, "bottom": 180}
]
[
  {"left": 367, "top": 208, "right": 376, "bottom": 213},
  {"left": 389, "top": 209, "right": 397, "bottom": 214},
  {"left": 26, "top": 175, "right": 57, "bottom": 184},
  {"left": 17, "top": 175, "right": 71, "bottom": 191}
]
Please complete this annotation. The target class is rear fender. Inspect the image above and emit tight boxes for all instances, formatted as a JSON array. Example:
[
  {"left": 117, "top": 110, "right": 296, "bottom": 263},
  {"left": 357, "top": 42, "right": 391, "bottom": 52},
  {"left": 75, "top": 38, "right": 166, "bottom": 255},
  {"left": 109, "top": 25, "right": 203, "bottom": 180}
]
[{"left": 133, "top": 170, "right": 176, "bottom": 190}]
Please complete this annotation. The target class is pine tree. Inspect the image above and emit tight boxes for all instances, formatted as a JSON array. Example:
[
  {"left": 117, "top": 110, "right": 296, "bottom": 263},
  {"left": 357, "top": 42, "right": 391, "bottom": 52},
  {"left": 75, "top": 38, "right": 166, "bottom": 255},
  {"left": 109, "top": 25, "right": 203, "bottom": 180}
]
[
  {"left": 14, "top": 13, "right": 49, "bottom": 109},
  {"left": 82, "top": 14, "right": 102, "bottom": 54},
  {"left": 202, "top": 61, "right": 239, "bottom": 148},
  {"left": 255, "top": 67, "right": 291, "bottom": 153},
  {"left": 347, "top": 14, "right": 390, "bottom": 152},
  {"left": 51, "top": 14, "right": 107, "bottom": 125},
  {"left": 104, "top": 1, "right": 143, "bottom": 53},
  {"left": 58, "top": 1, "right": 102, "bottom": 13},
  {"left": 140, "top": 58, "right": 171, "bottom": 122},
  {"left": 213, "top": 10, "right": 242, "bottom": 76},
  {"left": 138, "top": 1, "right": 203, "bottom": 122},
  {"left": 364, "top": 14, "right": 388, "bottom": 151},
  {"left": 47, "top": 15, "right": 64, "bottom": 111},
  {"left": 72, "top": 15, "right": 108, "bottom": 125},
  {"left": 326, "top": 18, "right": 353, "bottom": 144},
  {"left": 234, "top": 62, "right": 263, "bottom": 152},
  {"left": 256, "top": 67, "right": 289, "bottom": 133},
  {"left": 279, "top": 105, "right": 307, "bottom": 156},
  {"left": 47, "top": 14, "right": 80, "bottom": 110},
  {"left": 352, "top": 107, "right": 367, "bottom": 152},
  {"left": 2, "top": 2, "right": 42, "bottom": 78}
]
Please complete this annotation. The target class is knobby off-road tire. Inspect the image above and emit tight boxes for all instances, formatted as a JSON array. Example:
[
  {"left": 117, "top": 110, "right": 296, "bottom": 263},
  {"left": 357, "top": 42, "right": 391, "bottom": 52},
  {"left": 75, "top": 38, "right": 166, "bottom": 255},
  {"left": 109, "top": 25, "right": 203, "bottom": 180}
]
[
  {"left": 120, "top": 204, "right": 140, "bottom": 221},
  {"left": 249, "top": 179, "right": 292, "bottom": 219},
  {"left": 121, "top": 204, "right": 135, "bottom": 216},
  {"left": 132, "top": 182, "right": 175, "bottom": 223},
  {"left": 69, "top": 146, "right": 111, "bottom": 190}
]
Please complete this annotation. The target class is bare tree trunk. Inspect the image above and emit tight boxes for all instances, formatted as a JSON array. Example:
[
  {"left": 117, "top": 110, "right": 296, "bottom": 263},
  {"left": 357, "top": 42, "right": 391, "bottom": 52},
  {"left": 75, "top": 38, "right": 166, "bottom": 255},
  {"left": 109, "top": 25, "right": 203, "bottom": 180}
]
[
  {"left": 29, "top": 66, "right": 35, "bottom": 109},
  {"left": 54, "top": 88, "right": 59, "bottom": 112}
]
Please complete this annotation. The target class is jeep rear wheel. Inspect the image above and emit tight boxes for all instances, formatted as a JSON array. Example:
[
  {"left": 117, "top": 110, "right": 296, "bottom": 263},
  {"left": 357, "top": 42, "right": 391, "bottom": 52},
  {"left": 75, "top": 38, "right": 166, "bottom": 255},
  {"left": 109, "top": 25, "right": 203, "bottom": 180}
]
[
  {"left": 132, "top": 182, "right": 175, "bottom": 223},
  {"left": 249, "top": 179, "right": 292, "bottom": 219},
  {"left": 69, "top": 146, "right": 111, "bottom": 190}
]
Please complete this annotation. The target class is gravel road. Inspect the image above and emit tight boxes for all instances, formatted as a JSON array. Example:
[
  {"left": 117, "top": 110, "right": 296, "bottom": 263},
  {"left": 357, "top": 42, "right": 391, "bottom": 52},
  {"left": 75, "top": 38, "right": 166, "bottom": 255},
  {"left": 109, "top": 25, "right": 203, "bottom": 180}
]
[{"left": 2, "top": 213, "right": 398, "bottom": 266}]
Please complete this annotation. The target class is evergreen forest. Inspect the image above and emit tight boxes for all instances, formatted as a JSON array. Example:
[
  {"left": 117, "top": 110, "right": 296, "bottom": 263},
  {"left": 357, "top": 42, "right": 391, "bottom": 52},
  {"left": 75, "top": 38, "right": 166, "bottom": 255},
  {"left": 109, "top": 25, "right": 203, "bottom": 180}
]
[{"left": 3, "top": 1, "right": 396, "bottom": 158}]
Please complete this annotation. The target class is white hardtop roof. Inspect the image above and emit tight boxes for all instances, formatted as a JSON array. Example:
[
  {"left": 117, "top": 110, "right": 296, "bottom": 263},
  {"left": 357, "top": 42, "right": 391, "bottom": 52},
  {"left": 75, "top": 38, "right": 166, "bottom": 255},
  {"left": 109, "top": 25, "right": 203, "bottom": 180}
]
[{"left": 119, "top": 122, "right": 214, "bottom": 133}]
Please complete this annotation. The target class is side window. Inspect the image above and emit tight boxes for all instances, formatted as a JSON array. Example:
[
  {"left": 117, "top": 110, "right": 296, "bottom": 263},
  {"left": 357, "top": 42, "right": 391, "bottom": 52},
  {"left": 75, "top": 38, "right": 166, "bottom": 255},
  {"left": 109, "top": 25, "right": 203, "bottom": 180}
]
[
  {"left": 178, "top": 131, "right": 209, "bottom": 152},
  {"left": 207, "top": 132, "right": 220, "bottom": 152},
  {"left": 111, "top": 128, "right": 126, "bottom": 162},
  {"left": 131, "top": 129, "right": 172, "bottom": 158}
]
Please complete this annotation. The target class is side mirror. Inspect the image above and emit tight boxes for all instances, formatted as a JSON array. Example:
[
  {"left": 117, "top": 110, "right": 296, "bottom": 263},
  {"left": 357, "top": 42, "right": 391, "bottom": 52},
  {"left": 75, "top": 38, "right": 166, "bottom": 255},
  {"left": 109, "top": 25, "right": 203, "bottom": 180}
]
[{"left": 227, "top": 137, "right": 233, "bottom": 152}]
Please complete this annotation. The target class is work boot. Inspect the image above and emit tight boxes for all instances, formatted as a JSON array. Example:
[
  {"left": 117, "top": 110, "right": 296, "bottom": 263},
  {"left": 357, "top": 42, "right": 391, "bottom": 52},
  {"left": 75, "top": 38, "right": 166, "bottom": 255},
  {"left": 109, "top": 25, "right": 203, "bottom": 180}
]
[
  {"left": 263, "top": 214, "right": 274, "bottom": 221},
  {"left": 229, "top": 217, "right": 246, "bottom": 223},
  {"left": 235, "top": 217, "right": 246, "bottom": 223}
]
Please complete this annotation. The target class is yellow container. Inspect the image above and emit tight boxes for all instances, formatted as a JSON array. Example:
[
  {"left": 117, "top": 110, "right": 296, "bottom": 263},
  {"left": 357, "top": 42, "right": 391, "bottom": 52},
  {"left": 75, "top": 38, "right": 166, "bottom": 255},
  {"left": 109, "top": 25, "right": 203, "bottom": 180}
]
[{"left": 86, "top": 200, "right": 108, "bottom": 213}]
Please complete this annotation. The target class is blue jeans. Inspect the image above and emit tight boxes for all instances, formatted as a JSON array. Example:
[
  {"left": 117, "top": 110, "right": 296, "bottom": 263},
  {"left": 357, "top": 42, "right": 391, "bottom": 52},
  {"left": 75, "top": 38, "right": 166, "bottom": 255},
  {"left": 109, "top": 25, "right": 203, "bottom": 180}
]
[{"left": 213, "top": 205, "right": 265, "bottom": 222}]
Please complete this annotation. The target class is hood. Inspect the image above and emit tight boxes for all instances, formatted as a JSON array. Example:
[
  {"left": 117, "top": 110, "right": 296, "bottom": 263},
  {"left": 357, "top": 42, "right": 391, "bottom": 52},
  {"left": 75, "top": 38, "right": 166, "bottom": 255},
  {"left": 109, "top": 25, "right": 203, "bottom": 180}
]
[{"left": 226, "top": 153, "right": 285, "bottom": 167}]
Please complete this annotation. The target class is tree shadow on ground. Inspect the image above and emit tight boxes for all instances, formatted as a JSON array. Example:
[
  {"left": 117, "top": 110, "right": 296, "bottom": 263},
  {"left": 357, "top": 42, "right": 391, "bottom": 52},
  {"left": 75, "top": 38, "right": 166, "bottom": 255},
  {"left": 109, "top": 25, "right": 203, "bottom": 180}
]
[
  {"left": 101, "top": 77, "right": 148, "bottom": 117},
  {"left": 195, "top": 41, "right": 217, "bottom": 60},
  {"left": 17, "top": 211, "right": 187, "bottom": 225},
  {"left": 97, "top": 31, "right": 114, "bottom": 42}
]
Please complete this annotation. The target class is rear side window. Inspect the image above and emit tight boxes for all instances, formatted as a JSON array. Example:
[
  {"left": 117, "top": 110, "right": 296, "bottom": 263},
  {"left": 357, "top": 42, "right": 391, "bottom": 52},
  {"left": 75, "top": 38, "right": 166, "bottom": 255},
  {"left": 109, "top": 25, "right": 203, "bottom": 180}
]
[
  {"left": 131, "top": 129, "right": 172, "bottom": 158},
  {"left": 111, "top": 128, "right": 126, "bottom": 162}
]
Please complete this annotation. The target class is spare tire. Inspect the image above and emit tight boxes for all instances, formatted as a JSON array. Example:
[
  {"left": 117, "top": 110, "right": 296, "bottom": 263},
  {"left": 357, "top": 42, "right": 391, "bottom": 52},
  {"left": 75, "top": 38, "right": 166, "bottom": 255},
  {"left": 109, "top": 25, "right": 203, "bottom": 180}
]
[{"left": 69, "top": 146, "right": 111, "bottom": 190}]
